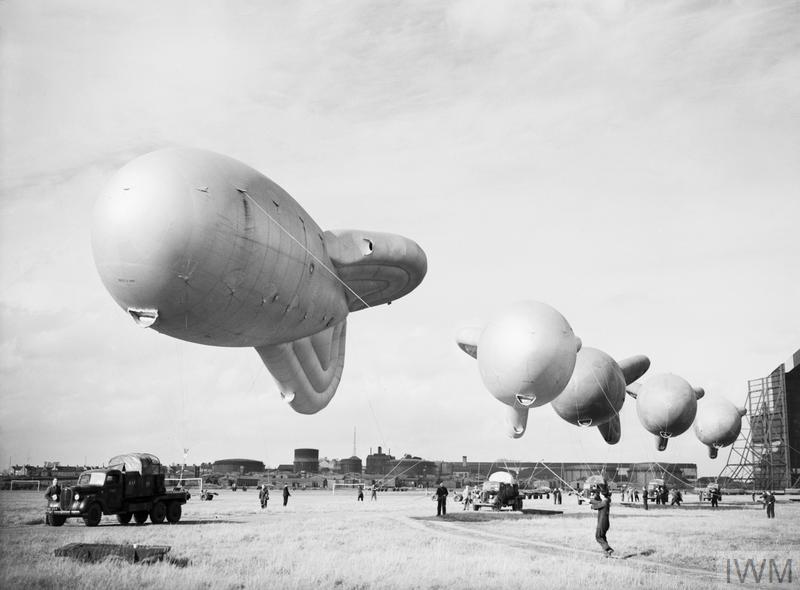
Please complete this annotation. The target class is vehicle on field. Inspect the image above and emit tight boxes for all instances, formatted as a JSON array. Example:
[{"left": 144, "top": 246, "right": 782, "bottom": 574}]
[
  {"left": 45, "top": 453, "right": 187, "bottom": 527},
  {"left": 700, "top": 482, "right": 720, "bottom": 502},
  {"left": 473, "top": 472, "right": 523, "bottom": 511},
  {"left": 646, "top": 478, "right": 668, "bottom": 502}
]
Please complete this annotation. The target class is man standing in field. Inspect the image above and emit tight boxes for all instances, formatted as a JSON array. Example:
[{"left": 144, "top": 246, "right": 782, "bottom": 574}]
[
  {"left": 590, "top": 484, "right": 613, "bottom": 556},
  {"left": 282, "top": 485, "right": 291, "bottom": 507},
  {"left": 44, "top": 478, "right": 61, "bottom": 502},
  {"left": 259, "top": 485, "right": 269, "bottom": 509},
  {"left": 763, "top": 490, "right": 776, "bottom": 518},
  {"left": 435, "top": 482, "right": 448, "bottom": 516}
]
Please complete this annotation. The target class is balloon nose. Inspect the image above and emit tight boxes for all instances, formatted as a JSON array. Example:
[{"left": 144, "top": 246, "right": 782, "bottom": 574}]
[{"left": 91, "top": 151, "right": 196, "bottom": 318}]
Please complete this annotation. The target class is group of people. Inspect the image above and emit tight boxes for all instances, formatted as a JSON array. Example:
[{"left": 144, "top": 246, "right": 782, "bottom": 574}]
[
  {"left": 355, "top": 485, "right": 378, "bottom": 501},
  {"left": 258, "top": 484, "right": 291, "bottom": 509}
]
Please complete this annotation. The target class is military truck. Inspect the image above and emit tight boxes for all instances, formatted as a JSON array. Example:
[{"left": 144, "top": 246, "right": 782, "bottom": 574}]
[
  {"left": 45, "top": 453, "right": 187, "bottom": 527},
  {"left": 473, "top": 472, "right": 523, "bottom": 511}
]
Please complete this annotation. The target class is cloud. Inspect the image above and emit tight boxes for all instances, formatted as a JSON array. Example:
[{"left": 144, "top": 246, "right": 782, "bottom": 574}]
[{"left": 1, "top": 0, "right": 798, "bottom": 475}]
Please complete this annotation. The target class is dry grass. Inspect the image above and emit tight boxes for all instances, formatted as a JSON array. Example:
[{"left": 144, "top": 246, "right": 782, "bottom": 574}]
[{"left": 1, "top": 490, "right": 798, "bottom": 589}]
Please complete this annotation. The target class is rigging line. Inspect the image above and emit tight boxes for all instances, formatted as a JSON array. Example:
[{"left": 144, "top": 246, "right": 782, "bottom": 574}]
[
  {"left": 378, "top": 457, "right": 427, "bottom": 486},
  {"left": 538, "top": 461, "right": 580, "bottom": 495},
  {"left": 239, "top": 190, "right": 372, "bottom": 311},
  {"left": 590, "top": 367, "right": 620, "bottom": 419},
  {"left": 652, "top": 462, "right": 696, "bottom": 488}
]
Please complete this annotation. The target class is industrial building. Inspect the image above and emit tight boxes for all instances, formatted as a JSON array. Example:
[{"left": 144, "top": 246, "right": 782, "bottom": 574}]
[
  {"left": 212, "top": 458, "right": 265, "bottom": 474},
  {"left": 293, "top": 448, "right": 319, "bottom": 473}
]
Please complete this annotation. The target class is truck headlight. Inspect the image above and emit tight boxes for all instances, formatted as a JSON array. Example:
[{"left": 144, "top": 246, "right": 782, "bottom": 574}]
[{"left": 74, "top": 492, "right": 80, "bottom": 501}]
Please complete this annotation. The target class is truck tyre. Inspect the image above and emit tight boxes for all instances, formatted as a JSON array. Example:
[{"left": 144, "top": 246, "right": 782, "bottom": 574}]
[
  {"left": 116, "top": 512, "right": 133, "bottom": 525},
  {"left": 473, "top": 504, "right": 479, "bottom": 511},
  {"left": 166, "top": 502, "right": 182, "bottom": 523},
  {"left": 150, "top": 501, "right": 166, "bottom": 524},
  {"left": 133, "top": 510, "right": 148, "bottom": 524},
  {"left": 83, "top": 503, "right": 102, "bottom": 527}
]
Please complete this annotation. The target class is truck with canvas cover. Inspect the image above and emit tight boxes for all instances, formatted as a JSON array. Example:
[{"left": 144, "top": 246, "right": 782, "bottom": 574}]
[
  {"left": 473, "top": 472, "right": 524, "bottom": 511},
  {"left": 45, "top": 453, "right": 187, "bottom": 527}
]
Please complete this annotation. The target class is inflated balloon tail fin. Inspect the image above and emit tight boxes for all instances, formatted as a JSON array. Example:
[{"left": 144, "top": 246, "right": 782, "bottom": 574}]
[
  {"left": 708, "top": 446, "right": 718, "bottom": 459},
  {"left": 597, "top": 415, "right": 621, "bottom": 445},
  {"left": 505, "top": 405, "right": 528, "bottom": 438},
  {"left": 455, "top": 327, "right": 482, "bottom": 359},
  {"left": 619, "top": 355, "right": 650, "bottom": 385},
  {"left": 256, "top": 320, "right": 347, "bottom": 415},
  {"left": 625, "top": 382, "right": 642, "bottom": 399},
  {"left": 737, "top": 406, "right": 747, "bottom": 417},
  {"left": 655, "top": 434, "right": 669, "bottom": 451},
  {"left": 693, "top": 387, "right": 705, "bottom": 400},
  {"left": 324, "top": 230, "right": 427, "bottom": 311}
]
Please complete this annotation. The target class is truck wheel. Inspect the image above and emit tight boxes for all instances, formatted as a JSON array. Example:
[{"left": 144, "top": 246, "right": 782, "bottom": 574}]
[
  {"left": 83, "top": 504, "right": 102, "bottom": 527},
  {"left": 166, "top": 502, "right": 182, "bottom": 523},
  {"left": 150, "top": 501, "right": 166, "bottom": 524},
  {"left": 49, "top": 514, "right": 66, "bottom": 526},
  {"left": 133, "top": 510, "right": 148, "bottom": 524},
  {"left": 473, "top": 504, "right": 479, "bottom": 511},
  {"left": 116, "top": 512, "right": 132, "bottom": 525}
]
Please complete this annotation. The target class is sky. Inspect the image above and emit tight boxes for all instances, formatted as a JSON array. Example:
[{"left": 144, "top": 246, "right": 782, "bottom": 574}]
[{"left": 1, "top": 0, "right": 798, "bottom": 477}]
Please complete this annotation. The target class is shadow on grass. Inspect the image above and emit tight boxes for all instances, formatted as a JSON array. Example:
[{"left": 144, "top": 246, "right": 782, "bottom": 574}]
[{"left": 413, "top": 510, "right": 562, "bottom": 523}]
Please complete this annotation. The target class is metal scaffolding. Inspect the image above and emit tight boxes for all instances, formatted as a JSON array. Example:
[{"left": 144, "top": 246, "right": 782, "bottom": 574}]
[{"left": 720, "top": 362, "right": 798, "bottom": 490}]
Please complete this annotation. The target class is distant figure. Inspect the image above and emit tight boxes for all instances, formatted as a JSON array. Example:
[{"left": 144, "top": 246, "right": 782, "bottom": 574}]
[
  {"left": 282, "top": 485, "right": 291, "bottom": 507},
  {"left": 232, "top": 483, "right": 237, "bottom": 492},
  {"left": 259, "top": 485, "right": 270, "bottom": 509},
  {"left": 435, "top": 482, "right": 449, "bottom": 516},
  {"left": 371, "top": 486, "right": 377, "bottom": 501},
  {"left": 557, "top": 488, "right": 562, "bottom": 505},
  {"left": 661, "top": 488, "right": 669, "bottom": 505},
  {"left": 764, "top": 491, "right": 776, "bottom": 519},
  {"left": 357, "top": 485, "right": 364, "bottom": 502},
  {"left": 670, "top": 490, "right": 682, "bottom": 506},
  {"left": 642, "top": 487, "right": 648, "bottom": 511},
  {"left": 633, "top": 489, "right": 639, "bottom": 503},
  {"left": 590, "top": 485, "right": 613, "bottom": 556},
  {"left": 462, "top": 485, "right": 471, "bottom": 511},
  {"left": 44, "top": 478, "right": 61, "bottom": 502},
  {"left": 710, "top": 488, "right": 720, "bottom": 508}
]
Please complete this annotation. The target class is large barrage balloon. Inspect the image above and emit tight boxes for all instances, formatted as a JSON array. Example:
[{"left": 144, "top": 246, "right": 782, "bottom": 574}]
[
  {"left": 551, "top": 348, "right": 650, "bottom": 444},
  {"left": 628, "top": 373, "right": 704, "bottom": 451},
  {"left": 92, "top": 147, "right": 427, "bottom": 414},
  {"left": 693, "top": 397, "right": 746, "bottom": 458},
  {"left": 456, "top": 301, "right": 581, "bottom": 438}
]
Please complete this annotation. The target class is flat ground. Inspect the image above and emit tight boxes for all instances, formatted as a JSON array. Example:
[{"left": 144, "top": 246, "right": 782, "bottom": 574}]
[{"left": 1, "top": 490, "right": 798, "bottom": 589}]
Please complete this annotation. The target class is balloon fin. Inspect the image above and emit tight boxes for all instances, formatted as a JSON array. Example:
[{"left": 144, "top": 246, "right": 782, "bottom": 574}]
[
  {"left": 597, "top": 415, "right": 621, "bottom": 445},
  {"left": 626, "top": 383, "right": 642, "bottom": 399},
  {"left": 655, "top": 434, "right": 669, "bottom": 451},
  {"left": 708, "top": 446, "right": 718, "bottom": 459},
  {"left": 506, "top": 405, "right": 528, "bottom": 439},
  {"left": 324, "top": 230, "right": 427, "bottom": 311},
  {"left": 255, "top": 320, "right": 347, "bottom": 415},
  {"left": 619, "top": 355, "right": 650, "bottom": 385},
  {"left": 455, "top": 327, "right": 481, "bottom": 359}
]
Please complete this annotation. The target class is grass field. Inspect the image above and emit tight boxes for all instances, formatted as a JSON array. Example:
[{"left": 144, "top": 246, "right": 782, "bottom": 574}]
[{"left": 1, "top": 490, "right": 798, "bottom": 589}]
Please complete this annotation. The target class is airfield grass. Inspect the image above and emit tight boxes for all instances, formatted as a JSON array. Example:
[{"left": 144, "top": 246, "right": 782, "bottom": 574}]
[{"left": 1, "top": 490, "right": 798, "bottom": 589}]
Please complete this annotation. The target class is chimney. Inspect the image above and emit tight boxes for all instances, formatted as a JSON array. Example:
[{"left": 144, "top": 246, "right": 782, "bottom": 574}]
[{"left": 462, "top": 456, "right": 467, "bottom": 467}]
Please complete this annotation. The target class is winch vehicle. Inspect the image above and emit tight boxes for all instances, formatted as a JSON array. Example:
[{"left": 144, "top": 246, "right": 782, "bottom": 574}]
[{"left": 45, "top": 453, "right": 187, "bottom": 527}]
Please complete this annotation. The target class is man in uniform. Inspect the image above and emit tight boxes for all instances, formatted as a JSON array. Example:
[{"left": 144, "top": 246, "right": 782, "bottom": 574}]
[
  {"left": 590, "top": 483, "right": 613, "bottom": 556},
  {"left": 435, "top": 481, "right": 448, "bottom": 516},
  {"left": 764, "top": 490, "right": 776, "bottom": 518},
  {"left": 44, "top": 478, "right": 61, "bottom": 502},
  {"left": 259, "top": 484, "right": 270, "bottom": 509},
  {"left": 282, "top": 484, "right": 291, "bottom": 507}
]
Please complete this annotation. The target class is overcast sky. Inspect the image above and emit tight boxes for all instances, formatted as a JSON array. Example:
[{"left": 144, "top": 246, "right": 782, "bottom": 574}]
[{"left": 1, "top": 0, "right": 798, "bottom": 476}]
